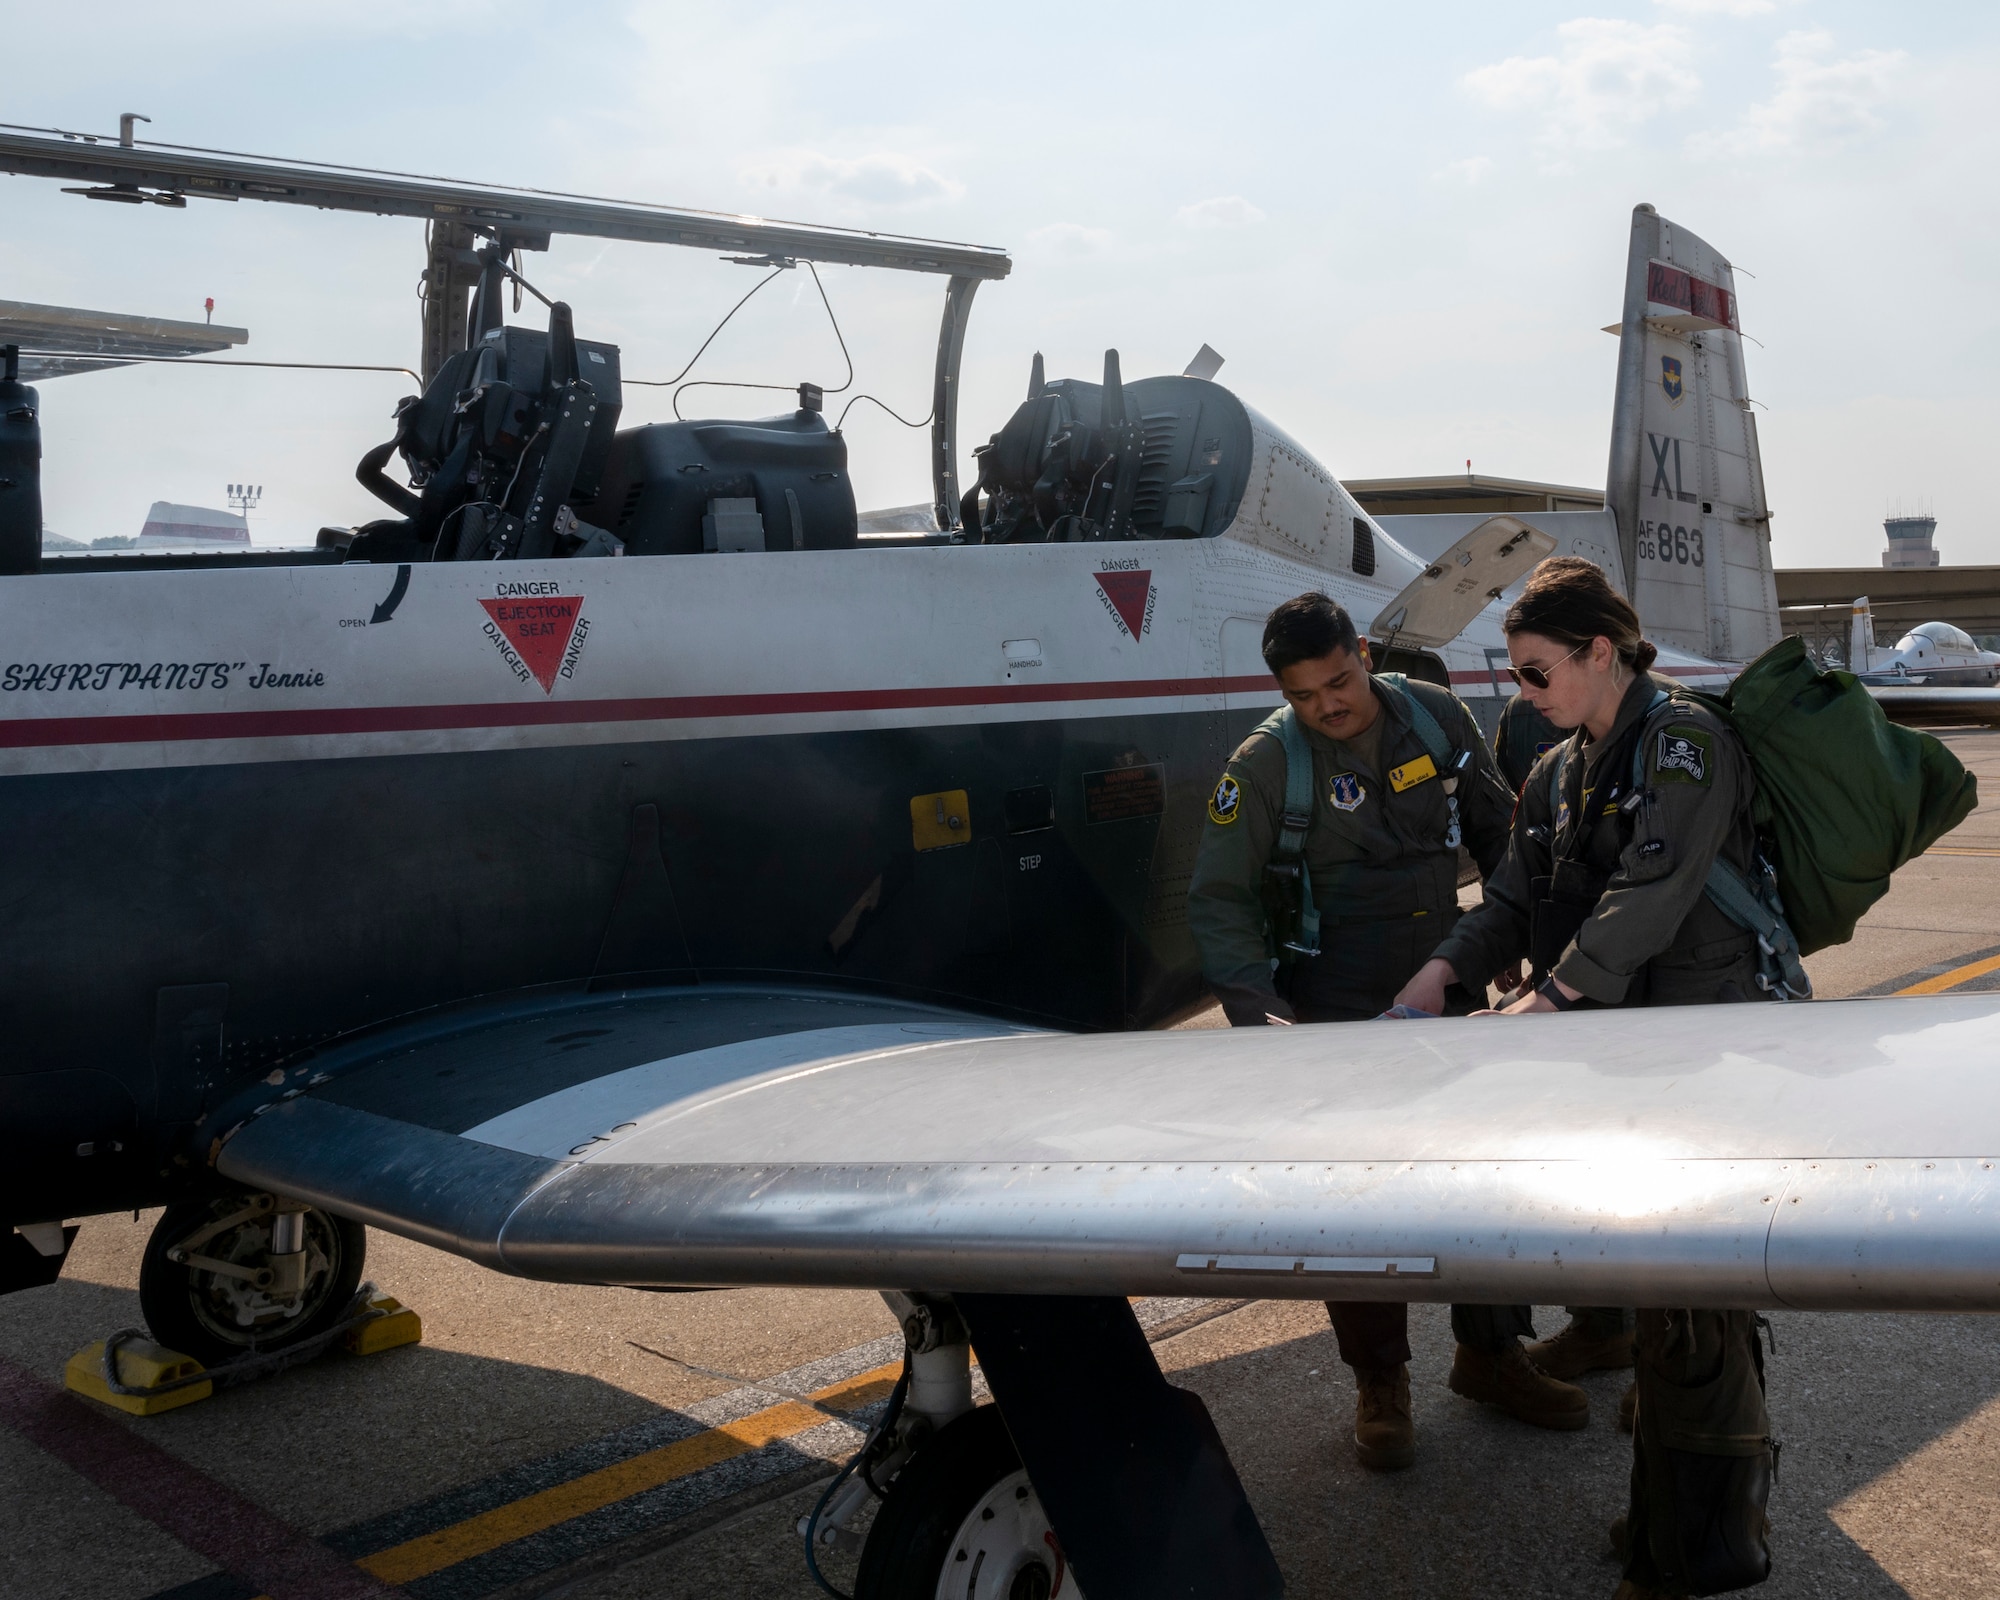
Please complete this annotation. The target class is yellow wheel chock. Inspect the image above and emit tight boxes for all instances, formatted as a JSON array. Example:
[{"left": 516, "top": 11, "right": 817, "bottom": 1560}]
[
  {"left": 65, "top": 1293, "right": 422, "bottom": 1415},
  {"left": 64, "top": 1337, "right": 211, "bottom": 1416},
  {"left": 344, "top": 1294, "right": 422, "bottom": 1355}
]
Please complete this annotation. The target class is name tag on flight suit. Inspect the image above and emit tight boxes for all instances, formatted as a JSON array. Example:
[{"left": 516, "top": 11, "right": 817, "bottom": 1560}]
[{"left": 1387, "top": 753, "right": 1436, "bottom": 792}]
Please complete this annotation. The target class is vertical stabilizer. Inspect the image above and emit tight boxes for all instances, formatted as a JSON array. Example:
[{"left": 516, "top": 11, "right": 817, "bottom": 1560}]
[
  {"left": 1605, "top": 205, "right": 1778, "bottom": 663},
  {"left": 1849, "top": 596, "right": 1874, "bottom": 673}
]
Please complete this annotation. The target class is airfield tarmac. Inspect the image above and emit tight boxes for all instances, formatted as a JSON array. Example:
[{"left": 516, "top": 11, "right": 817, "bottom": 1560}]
[{"left": 4, "top": 727, "right": 1997, "bottom": 1600}]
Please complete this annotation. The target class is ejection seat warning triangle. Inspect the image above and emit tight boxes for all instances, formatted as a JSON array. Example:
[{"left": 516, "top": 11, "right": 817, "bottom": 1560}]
[
  {"left": 1094, "top": 569, "right": 1153, "bottom": 639},
  {"left": 479, "top": 594, "right": 585, "bottom": 693}
]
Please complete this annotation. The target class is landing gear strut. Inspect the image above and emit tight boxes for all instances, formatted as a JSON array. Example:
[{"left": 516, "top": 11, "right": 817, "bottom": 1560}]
[
  {"left": 138, "top": 1190, "right": 365, "bottom": 1365},
  {"left": 855, "top": 1404, "right": 1071, "bottom": 1599},
  {"left": 841, "top": 1294, "right": 1279, "bottom": 1600}
]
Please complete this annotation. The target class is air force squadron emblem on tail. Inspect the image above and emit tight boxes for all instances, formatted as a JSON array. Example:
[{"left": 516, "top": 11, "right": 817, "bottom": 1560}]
[{"left": 1660, "top": 355, "right": 1684, "bottom": 405}]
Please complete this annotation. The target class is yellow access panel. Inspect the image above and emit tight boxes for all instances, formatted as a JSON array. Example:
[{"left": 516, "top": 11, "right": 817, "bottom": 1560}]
[{"left": 910, "top": 790, "right": 971, "bottom": 850}]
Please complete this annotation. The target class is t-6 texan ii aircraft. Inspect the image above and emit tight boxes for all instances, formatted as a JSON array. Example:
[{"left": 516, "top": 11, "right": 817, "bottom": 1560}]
[
  {"left": 1847, "top": 596, "right": 2000, "bottom": 687},
  {"left": 1, "top": 122, "right": 1995, "bottom": 1599}
]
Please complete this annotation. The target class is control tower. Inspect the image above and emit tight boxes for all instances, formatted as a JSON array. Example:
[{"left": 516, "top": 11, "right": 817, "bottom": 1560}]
[{"left": 1883, "top": 513, "right": 1940, "bottom": 569}]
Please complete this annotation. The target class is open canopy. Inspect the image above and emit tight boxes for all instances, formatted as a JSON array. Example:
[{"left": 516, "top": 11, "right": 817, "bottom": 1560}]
[
  {"left": 0, "top": 122, "right": 1011, "bottom": 279},
  {"left": 0, "top": 119, "right": 1013, "bottom": 532}
]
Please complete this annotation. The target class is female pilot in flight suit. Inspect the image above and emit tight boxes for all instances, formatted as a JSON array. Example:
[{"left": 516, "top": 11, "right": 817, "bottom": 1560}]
[{"left": 1397, "top": 556, "right": 1777, "bottom": 1600}]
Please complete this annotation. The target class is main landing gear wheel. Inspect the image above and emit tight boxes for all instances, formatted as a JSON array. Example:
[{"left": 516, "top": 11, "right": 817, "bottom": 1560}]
[
  {"left": 855, "top": 1404, "right": 1079, "bottom": 1600},
  {"left": 138, "top": 1191, "right": 366, "bottom": 1366}
]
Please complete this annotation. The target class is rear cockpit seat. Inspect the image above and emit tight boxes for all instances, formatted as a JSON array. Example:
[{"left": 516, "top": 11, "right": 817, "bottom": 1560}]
[{"left": 963, "top": 352, "right": 1253, "bottom": 544}]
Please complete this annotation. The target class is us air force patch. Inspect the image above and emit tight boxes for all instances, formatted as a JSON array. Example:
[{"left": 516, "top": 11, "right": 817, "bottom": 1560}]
[
  {"left": 1655, "top": 726, "right": 1712, "bottom": 785},
  {"left": 1208, "top": 774, "right": 1242, "bottom": 825},
  {"left": 1328, "top": 772, "right": 1366, "bottom": 813}
]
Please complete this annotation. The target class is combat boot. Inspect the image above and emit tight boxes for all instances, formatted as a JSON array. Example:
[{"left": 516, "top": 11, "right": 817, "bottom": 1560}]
[
  {"left": 1448, "top": 1340, "right": 1589, "bottom": 1430},
  {"left": 1351, "top": 1364, "right": 1416, "bottom": 1471},
  {"left": 1526, "top": 1312, "right": 1634, "bottom": 1379}
]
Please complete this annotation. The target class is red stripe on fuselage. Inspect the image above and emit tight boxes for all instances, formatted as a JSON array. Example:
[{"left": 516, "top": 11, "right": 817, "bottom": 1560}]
[
  {"left": 0, "top": 674, "right": 1283, "bottom": 750},
  {"left": 0, "top": 665, "right": 1731, "bottom": 752}
]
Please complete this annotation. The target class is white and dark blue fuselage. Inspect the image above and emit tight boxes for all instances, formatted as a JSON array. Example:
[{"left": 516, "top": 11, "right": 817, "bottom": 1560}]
[{"left": 0, "top": 398, "right": 1732, "bottom": 1225}]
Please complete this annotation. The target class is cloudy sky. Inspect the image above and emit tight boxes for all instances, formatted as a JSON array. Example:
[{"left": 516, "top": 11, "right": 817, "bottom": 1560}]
[{"left": 3, "top": 1, "right": 1992, "bottom": 566}]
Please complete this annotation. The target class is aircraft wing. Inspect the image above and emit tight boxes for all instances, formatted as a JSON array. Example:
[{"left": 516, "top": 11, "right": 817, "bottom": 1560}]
[
  {"left": 1869, "top": 685, "right": 2000, "bottom": 728},
  {"left": 212, "top": 984, "right": 2000, "bottom": 1313}
]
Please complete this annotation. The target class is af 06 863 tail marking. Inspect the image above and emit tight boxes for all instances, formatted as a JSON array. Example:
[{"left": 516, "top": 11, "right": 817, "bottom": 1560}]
[{"left": 1606, "top": 205, "right": 1779, "bottom": 665}]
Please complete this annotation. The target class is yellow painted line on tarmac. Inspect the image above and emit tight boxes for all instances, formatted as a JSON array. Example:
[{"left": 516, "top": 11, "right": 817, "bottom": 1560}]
[
  {"left": 1925, "top": 846, "right": 2000, "bottom": 858},
  {"left": 357, "top": 1361, "right": 902, "bottom": 1585},
  {"left": 1895, "top": 952, "right": 2000, "bottom": 996}
]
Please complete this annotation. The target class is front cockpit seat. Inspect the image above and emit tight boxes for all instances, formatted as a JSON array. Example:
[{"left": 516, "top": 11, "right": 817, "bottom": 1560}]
[{"left": 348, "top": 300, "right": 623, "bottom": 562}]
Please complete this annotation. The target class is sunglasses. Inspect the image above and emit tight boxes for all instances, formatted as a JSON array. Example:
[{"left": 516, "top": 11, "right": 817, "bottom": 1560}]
[{"left": 1506, "top": 640, "right": 1589, "bottom": 690}]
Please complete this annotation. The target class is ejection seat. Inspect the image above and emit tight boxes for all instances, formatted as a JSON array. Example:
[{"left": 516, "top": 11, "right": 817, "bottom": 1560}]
[
  {"left": 964, "top": 350, "right": 1253, "bottom": 544},
  {"left": 347, "top": 294, "right": 858, "bottom": 563},
  {"left": 346, "top": 298, "right": 626, "bottom": 563}
]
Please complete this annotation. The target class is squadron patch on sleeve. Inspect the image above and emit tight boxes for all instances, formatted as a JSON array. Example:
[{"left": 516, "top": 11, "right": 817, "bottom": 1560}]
[
  {"left": 1328, "top": 772, "right": 1367, "bottom": 813},
  {"left": 1654, "top": 725, "right": 1713, "bottom": 785},
  {"left": 1208, "top": 774, "right": 1242, "bottom": 825}
]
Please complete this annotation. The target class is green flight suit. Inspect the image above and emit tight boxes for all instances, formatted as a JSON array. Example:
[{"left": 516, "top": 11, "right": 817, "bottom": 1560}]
[
  {"left": 1186, "top": 674, "right": 1526, "bottom": 1373},
  {"left": 1187, "top": 676, "right": 1517, "bottom": 1026},
  {"left": 1433, "top": 670, "right": 1762, "bottom": 1007},
  {"left": 1434, "top": 670, "right": 1776, "bottom": 1597},
  {"left": 1492, "top": 691, "right": 1564, "bottom": 796}
]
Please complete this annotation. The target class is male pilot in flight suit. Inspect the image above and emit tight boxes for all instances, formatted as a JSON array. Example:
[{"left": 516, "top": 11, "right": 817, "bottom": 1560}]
[
  {"left": 1186, "top": 592, "right": 1594, "bottom": 1470},
  {"left": 1492, "top": 689, "right": 1565, "bottom": 795}
]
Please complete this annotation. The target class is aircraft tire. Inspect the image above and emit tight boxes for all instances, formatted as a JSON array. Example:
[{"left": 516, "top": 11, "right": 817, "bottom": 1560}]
[
  {"left": 854, "top": 1402, "right": 1071, "bottom": 1600},
  {"left": 138, "top": 1193, "right": 367, "bottom": 1367}
]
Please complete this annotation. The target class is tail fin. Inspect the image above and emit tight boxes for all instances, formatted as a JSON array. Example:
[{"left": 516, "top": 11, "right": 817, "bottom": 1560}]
[
  {"left": 1849, "top": 596, "right": 1874, "bottom": 673},
  {"left": 1605, "top": 204, "right": 1779, "bottom": 664}
]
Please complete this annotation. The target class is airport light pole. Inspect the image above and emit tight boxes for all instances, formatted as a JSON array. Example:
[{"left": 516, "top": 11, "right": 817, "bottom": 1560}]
[{"left": 227, "top": 482, "right": 262, "bottom": 536}]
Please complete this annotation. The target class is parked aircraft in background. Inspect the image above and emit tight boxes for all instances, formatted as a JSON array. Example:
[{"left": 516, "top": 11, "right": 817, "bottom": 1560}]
[{"left": 1848, "top": 595, "right": 2000, "bottom": 686}]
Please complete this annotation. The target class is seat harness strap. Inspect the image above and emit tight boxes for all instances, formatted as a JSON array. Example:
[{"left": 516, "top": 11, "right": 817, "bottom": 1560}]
[
  {"left": 1255, "top": 704, "right": 1322, "bottom": 957},
  {"left": 1544, "top": 688, "right": 1812, "bottom": 1001},
  {"left": 1256, "top": 676, "right": 1466, "bottom": 961},
  {"left": 1377, "top": 672, "right": 1465, "bottom": 847},
  {"left": 1611, "top": 690, "right": 1814, "bottom": 1001}
]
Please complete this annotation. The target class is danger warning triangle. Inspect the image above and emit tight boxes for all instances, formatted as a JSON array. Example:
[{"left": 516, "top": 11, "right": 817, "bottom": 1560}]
[
  {"left": 479, "top": 595, "right": 583, "bottom": 693},
  {"left": 1094, "top": 570, "right": 1152, "bottom": 638}
]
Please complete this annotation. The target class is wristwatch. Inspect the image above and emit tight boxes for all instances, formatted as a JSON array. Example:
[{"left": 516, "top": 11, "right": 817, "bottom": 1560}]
[{"left": 1537, "top": 976, "right": 1581, "bottom": 1011}]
